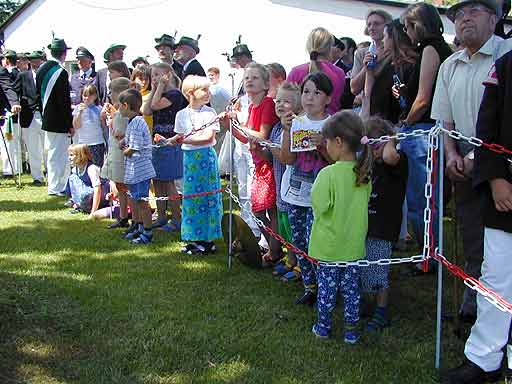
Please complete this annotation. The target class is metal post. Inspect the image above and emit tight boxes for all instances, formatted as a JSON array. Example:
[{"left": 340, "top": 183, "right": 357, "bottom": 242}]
[
  {"left": 227, "top": 72, "right": 236, "bottom": 270},
  {"left": 435, "top": 130, "right": 445, "bottom": 369},
  {"left": 15, "top": 120, "right": 22, "bottom": 187}
]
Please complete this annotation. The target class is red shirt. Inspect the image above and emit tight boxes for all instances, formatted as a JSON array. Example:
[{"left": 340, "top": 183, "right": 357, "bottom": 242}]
[{"left": 247, "top": 96, "right": 279, "bottom": 134}]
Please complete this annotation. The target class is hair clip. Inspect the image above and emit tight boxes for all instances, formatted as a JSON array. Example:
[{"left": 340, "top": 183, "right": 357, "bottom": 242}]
[
  {"left": 360, "top": 136, "right": 369, "bottom": 145},
  {"left": 309, "top": 51, "right": 319, "bottom": 61}
]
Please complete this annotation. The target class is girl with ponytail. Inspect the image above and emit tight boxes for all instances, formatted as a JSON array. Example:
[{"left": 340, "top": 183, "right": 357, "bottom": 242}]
[
  {"left": 287, "top": 27, "right": 346, "bottom": 114},
  {"left": 308, "top": 110, "right": 372, "bottom": 344}
]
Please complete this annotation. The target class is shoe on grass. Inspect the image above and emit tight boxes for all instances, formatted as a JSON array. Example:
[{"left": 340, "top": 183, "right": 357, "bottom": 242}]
[
  {"left": 344, "top": 323, "right": 360, "bottom": 345},
  {"left": 312, "top": 324, "right": 329, "bottom": 339},
  {"left": 441, "top": 359, "right": 501, "bottom": 383}
]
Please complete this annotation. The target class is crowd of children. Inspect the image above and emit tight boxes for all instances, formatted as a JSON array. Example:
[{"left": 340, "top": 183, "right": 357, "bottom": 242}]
[{"left": 59, "top": 26, "right": 413, "bottom": 345}]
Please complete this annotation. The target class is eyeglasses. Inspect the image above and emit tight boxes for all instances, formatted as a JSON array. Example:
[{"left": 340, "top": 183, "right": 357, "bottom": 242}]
[{"left": 453, "top": 5, "right": 491, "bottom": 21}]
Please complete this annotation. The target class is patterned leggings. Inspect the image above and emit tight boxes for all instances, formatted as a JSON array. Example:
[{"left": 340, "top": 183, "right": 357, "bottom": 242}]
[
  {"left": 316, "top": 265, "right": 360, "bottom": 332},
  {"left": 287, "top": 204, "right": 316, "bottom": 290}
]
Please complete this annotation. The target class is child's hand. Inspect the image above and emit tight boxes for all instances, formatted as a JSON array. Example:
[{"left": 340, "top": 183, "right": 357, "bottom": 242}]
[
  {"left": 247, "top": 135, "right": 260, "bottom": 151},
  {"left": 159, "top": 73, "right": 170, "bottom": 86},
  {"left": 78, "top": 103, "right": 86, "bottom": 112},
  {"left": 281, "top": 111, "right": 294, "bottom": 131},
  {"left": 123, "top": 147, "right": 134, "bottom": 157}
]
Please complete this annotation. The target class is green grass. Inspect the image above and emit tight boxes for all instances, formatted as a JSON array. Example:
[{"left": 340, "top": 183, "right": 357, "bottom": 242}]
[{"left": 0, "top": 176, "right": 477, "bottom": 383}]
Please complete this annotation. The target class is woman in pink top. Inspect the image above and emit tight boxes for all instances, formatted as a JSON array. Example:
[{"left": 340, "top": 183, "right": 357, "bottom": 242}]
[{"left": 287, "top": 27, "right": 346, "bottom": 115}]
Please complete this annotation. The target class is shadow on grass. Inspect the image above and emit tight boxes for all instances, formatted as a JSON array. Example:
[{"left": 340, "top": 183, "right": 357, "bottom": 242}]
[{"left": 0, "top": 198, "right": 68, "bottom": 212}]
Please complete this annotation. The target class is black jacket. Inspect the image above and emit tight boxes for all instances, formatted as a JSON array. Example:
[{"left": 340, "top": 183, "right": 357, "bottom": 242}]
[
  {"left": 181, "top": 59, "right": 206, "bottom": 79},
  {"left": 474, "top": 49, "right": 512, "bottom": 233},
  {"left": 0, "top": 66, "right": 18, "bottom": 113},
  {"left": 14, "top": 70, "right": 38, "bottom": 128},
  {"left": 94, "top": 68, "right": 109, "bottom": 105},
  {"left": 36, "top": 60, "right": 72, "bottom": 133}
]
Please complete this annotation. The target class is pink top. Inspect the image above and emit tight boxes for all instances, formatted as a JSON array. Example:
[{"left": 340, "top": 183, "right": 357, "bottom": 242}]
[{"left": 287, "top": 61, "right": 346, "bottom": 115}]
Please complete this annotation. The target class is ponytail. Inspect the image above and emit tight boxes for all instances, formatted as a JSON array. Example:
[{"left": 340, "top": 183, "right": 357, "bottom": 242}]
[
  {"left": 322, "top": 111, "right": 373, "bottom": 186},
  {"left": 354, "top": 142, "right": 372, "bottom": 186},
  {"left": 309, "top": 51, "right": 320, "bottom": 73},
  {"left": 305, "top": 27, "right": 334, "bottom": 74}
]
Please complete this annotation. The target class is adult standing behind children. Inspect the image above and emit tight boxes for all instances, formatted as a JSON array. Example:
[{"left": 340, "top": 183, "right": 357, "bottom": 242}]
[
  {"left": 95, "top": 43, "right": 126, "bottom": 105},
  {"left": 431, "top": 0, "right": 512, "bottom": 324},
  {"left": 154, "top": 34, "right": 183, "bottom": 79},
  {"left": 70, "top": 47, "right": 96, "bottom": 109},
  {"left": 287, "top": 27, "right": 346, "bottom": 115},
  {"left": 36, "top": 38, "right": 73, "bottom": 196},
  {"left": 15, "top": 50, "right": 45, "bottom": 185},
  {"left": 173, "top": 36, "right": 206, "bottom": 79}
]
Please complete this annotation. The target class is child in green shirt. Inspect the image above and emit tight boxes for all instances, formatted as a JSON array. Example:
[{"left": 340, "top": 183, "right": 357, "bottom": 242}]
[{"left": 309, "top": 111, "right": 372, "bottom": 344}]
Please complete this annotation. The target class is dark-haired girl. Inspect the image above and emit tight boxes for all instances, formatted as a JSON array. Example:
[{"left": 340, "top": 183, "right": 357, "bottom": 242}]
[
  {"left": 361, "top": 117, "right": 408, "bottom": 332},
  {"left": 309, "top": 110, "right": 372, "bottom": 344},
  {"left": 280, "top": 72, "right": 333, "bottom": 306}
]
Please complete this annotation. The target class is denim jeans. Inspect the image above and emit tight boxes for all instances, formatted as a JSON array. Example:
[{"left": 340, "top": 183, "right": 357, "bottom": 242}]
[{"left": 399, "top": 122, "right": 439, "bottom": 247}]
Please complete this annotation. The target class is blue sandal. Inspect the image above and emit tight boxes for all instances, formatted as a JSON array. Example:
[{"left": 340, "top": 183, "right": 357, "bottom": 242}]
[
  {"left": 280, "top": 270, "right": 299, "bottom": 283},
  {"left": 131, "top": 233, "right": 153, "bottom": 245}
]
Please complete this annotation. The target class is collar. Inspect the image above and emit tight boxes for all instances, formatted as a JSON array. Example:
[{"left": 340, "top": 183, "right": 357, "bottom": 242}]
[
  {"left": 183, "top": 58, "right": 195, "bottom": 72},
  {"left": 80, "top": 68, "right": 93, "bottom": 77},
  {"left": 458, "top": 34, "right": 501, "bottom": 63},
  {"left": 48, "top": 57, "right": 64, "bottom": 67}
]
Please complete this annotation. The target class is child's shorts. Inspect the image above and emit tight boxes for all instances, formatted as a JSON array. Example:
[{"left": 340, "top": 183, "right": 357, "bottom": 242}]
[
  {"left": 360, "top": 237, "right": 393, "bottom": 293},
  {"left": 128, "top": 179, "right": 151, "bottom": 201}
]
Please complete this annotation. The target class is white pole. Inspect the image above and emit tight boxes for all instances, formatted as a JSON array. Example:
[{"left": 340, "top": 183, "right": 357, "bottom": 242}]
[{"left": 435, "top": 128, "right": 445, "bottom": 369}]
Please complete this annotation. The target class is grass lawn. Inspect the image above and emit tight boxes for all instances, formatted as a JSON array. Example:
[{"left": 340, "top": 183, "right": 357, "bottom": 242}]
[{"left": 0, "top": 176, "right": 478, "bottom": 383}]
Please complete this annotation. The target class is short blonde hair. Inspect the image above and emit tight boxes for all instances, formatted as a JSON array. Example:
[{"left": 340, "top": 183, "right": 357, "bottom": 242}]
[
  {"left": 68, "top": 144, "right": 92, "bottom": 166},
  {"left": 181, "top": 75, "right": 210, "bottom": 98},
  {"left": 305, "top": 27, "right": 334, "bottom": 73},
  {"left": 277, "top": 81, "right": 301, "bottom": 113}
]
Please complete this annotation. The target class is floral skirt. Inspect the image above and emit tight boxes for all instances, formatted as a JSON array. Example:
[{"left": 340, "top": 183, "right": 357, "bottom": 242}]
[{"left": 181, "top": 147, "right": 223, "bottom": 241}]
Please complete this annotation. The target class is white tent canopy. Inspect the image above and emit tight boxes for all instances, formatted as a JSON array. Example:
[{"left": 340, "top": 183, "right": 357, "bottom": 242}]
[{"left": 3, "top": 0, "right": 456, "bottom": 89}]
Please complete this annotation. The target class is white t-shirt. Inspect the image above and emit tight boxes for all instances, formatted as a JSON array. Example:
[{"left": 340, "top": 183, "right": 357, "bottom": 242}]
[
  {"left": 289, "top": 115, "right": 330, "bottom": 152},
  {"left": 174, "top": 105, "right": 220, "bottom": 150},
  {"left": 73, "top": 105, "right": 105, "bottom": 145}
]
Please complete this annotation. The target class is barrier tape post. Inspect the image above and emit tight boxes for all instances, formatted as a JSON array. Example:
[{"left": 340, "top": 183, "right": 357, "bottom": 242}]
[
  {"left": 435, "top": 125, "right": 444, "bottom": 370},
  {"left": 228, "top": 116, "right": 234, "bottom": 271}
]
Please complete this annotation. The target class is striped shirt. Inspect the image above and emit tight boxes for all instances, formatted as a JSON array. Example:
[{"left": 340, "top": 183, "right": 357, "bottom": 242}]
[{"left": 124, "top": 116, "right": 156, "bottom": 184}]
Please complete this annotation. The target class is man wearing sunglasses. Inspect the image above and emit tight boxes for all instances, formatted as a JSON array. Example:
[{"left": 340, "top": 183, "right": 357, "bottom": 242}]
[{"left": 434, "top": 1, "right": 512, "bottom": 382}]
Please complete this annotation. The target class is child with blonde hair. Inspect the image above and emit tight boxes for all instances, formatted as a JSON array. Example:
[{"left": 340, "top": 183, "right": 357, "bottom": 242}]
[
  {"left": 168, "top": 75, "right": 223, "bottom": 255},
  {"left": 65, "top": 144, "right": 109, "bottom": 217}
]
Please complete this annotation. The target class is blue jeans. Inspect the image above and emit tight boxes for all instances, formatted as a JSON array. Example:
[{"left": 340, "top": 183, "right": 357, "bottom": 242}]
[{"left": 399, "top": 122, "right": 439, "bottom": 247}]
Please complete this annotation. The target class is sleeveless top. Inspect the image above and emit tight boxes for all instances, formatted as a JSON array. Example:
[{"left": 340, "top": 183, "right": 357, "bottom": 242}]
[{"left": 404, "top": 37, "right": 453, "bottom": 123}]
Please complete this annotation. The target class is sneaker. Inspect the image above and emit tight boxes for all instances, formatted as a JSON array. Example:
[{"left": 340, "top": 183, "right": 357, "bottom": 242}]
[
  {"left": 131, "top": 232, "right": 153, "bottom": 245},
  {"left": 344, "top": 330, "right": 360, "bottom": 345},
  {"left": 295, "top": 290, "right": 316, "bottom": 306},
  {"left": 185, "top": 241, "right": 217, "bottom": 255},
  {"left": 151, "top": 219, "right": 168, "bottom": 229},
  {"left": 441, "top": 359, "right": 502, "bottom": 384},
  {"left": 32, "top": 180, "right": 44, "bottom": 187},
  {"left": 122, "top": 222, "right": 138, "bottom": 237},
  {"left": 181, "top": 243, "right": 200, "bottom": 254},
  {"left": 312, "top": 324, "right": 329, "bottom": 339},
  {"left": 63, "top": 199, "right": 74, "bottom": 208},
  {"left": 108, "top": 218, "right": 129, "bottom": 229}
]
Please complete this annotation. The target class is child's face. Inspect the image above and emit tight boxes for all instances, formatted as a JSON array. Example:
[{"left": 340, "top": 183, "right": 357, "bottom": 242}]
[
  {"left": 109, "top": 70, "right": 122, "bottom": 80},
  {"left": 134, "top": 76, "right": 147, "bottom": 90},
  {"left": 275, "top": 89, "right": 296, "bottom": 118},
  {"left": 244, "top": 68, "right": 267, "bottom": 95},
  {"left": 82, "top": 92, "right": 97, "bottom": 106},
  {"left": 68, "top": 151, "right": 77, "bottom": 165},
  {"left": 191, "top": 86, "right": 210, "bottom": 105},
  {"left": 151, "top": 67, "right": 165, "bottom": 84},
  {"left": 207, "top": 71, "right": 219, "bottom": 84},
  {"left": 119, "top": 102, "right": 130, "bottom": 117},
  {"left": 371, "top": 141, "right": 385, "bottom": 162},
  {"left": 301, "top": 80, "right": 331, "bottom": 117},
  {"left": 325, "top": 136, "right": 343, "bottom": 161}
]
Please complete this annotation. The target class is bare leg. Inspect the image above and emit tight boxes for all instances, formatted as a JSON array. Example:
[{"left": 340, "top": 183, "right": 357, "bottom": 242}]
[
  {"left": 118, "top": 190, "right": 129, "bottom": 219},
  {"left": 139, "top": 201, "right": 153, "bottom": 229},
  {"left": 167, "top": 181, "right": 181, "bottom": 223},
  {"left": 153, "top": 180, "right": 168, "bottom": 223}
]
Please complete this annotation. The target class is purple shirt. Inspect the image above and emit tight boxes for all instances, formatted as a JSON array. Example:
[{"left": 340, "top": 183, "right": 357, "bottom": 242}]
[{"left": 287, "top": 61, "right": 346, "bottom": 115}]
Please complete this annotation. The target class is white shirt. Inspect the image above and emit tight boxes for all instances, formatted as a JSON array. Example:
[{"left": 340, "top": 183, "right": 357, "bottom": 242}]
[
  {"left": 431, "top": 35, "right": 512, "bottom": 137},
  {"left": 174, "top": 105, "right": 220, "bottom": 150},
  {"left": 73, "top": 105, "right": 105, "bottom": 145},
  {"left": 182, "top": 58, "right": 195, "bottom": 73},
  {"left": 80, "top": 68, "right": 93, "bottom": 79}
]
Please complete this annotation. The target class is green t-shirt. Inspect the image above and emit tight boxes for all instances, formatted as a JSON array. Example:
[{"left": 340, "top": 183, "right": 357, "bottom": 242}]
[{"left": 308, "top": 161, "right": 371, "bottom": 262}]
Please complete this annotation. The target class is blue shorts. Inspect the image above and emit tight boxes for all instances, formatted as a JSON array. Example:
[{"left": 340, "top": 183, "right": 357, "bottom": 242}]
[{"left": 128, "top": 179, "right": 151, "bottom": 201}]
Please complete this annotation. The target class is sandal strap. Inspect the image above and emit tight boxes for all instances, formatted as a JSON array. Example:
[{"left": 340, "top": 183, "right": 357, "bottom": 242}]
[{"left": 131, "top": 233, "right": 152, "bottom": 244}]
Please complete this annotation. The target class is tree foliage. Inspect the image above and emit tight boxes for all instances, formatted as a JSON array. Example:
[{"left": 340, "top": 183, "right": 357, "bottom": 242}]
[{"left": 0, "top": 0, "right": 22, "bottom": 26}]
